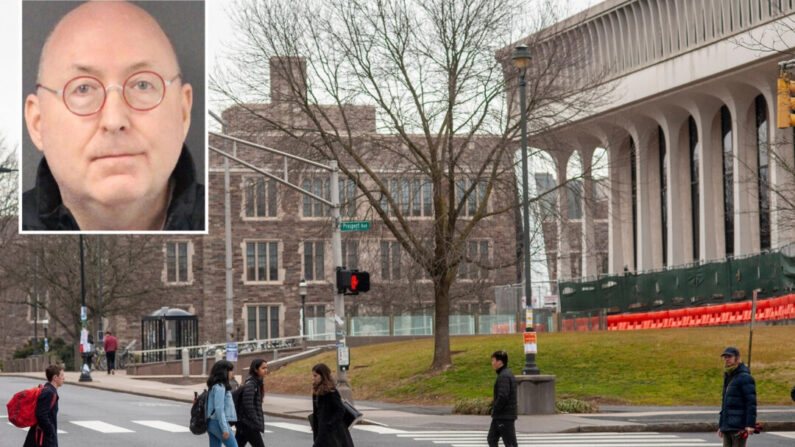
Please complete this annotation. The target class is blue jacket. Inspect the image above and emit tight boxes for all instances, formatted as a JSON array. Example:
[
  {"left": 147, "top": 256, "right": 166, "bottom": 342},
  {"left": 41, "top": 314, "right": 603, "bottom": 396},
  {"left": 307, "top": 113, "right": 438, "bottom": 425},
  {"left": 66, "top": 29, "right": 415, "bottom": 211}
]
[
  {"left": 719, "top": 363, "right": 757, "bottom": 432},
  {"left": 206, "top": 383, "right": 237, "bottom": 434}
]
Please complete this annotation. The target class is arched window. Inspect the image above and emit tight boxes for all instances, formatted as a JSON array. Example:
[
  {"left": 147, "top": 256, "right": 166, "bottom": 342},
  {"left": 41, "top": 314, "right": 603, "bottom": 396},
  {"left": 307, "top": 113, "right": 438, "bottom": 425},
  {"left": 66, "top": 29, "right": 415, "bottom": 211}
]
[
  {"left": 721, "top": 106, "right": 734, "bottom": 256},
  {"left": 630, "top": 138, "right": 637, "bottom": 270},
  {"left": 756, "top": 95, "right": 770, "bottom": 250},
  {"left": 689, "top": 116, "right": 699, "bottom": 260},
  {"left": 658, "top": 126, "right": 667, "bottom": 267}
]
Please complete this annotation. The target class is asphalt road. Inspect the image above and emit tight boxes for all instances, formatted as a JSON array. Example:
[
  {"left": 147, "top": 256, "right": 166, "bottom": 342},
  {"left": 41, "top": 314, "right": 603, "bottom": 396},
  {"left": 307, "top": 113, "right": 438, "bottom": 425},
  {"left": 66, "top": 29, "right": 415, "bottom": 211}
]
[{"left": 2, "top": 376, "right": 794, "bottom": 446}]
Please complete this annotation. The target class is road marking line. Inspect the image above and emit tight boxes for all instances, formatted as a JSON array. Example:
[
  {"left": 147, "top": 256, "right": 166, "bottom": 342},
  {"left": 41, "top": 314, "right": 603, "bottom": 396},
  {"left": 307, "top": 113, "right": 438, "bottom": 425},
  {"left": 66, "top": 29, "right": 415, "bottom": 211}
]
[
  {"left": 449, "top": 444, "right": 719, "bottom": 447},
  {"left": 353, "top": 425, "right": 407, "bottom": 434},
  {"left": 8, "top": 423, "right": 67, "bottom": 434},
  {"left": 265, "top": 421, "right": 312, "bottom": 433},
  {"left": 131, "top": 420, "right": 191, "bottom": 433},
  {"left": 70, "top": 420, "right": 134, "bottom": 433},
  {"left": 771, "top": 431, "right": 795, "bottom": 439}
]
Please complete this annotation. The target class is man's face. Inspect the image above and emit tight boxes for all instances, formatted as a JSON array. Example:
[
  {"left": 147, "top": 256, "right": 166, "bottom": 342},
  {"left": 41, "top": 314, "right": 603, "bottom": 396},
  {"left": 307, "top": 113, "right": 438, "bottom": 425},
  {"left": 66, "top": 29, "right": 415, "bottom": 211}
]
[
  {"left": 491, "top": 357, "right": 503, "bottom": 371},
  {"left": 25, "top": 2, "right": 192, "bottom": 211},
  {"left": 52, "top": 370, "right": 65, "bottom": 388},
  {"left": 722, "top": 354, "right": 740, "bottom": 368}
]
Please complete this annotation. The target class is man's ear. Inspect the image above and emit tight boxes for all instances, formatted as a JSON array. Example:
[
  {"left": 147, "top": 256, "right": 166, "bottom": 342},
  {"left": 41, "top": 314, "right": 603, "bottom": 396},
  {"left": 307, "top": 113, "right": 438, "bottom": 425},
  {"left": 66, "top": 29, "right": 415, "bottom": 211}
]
[
  {"left": 24, "top": 93, "right": 45, "bottom": 152},
  {"left": 180, "top": 83, "right": 193, "bottom": 140}
]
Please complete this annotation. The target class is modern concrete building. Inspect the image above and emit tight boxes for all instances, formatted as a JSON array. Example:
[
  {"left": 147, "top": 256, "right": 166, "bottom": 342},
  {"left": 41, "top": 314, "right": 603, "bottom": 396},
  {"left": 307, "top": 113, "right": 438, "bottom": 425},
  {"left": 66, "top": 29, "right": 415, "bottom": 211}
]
[{"left": 502, "top": 0, "right": 795, "bottom": 283}]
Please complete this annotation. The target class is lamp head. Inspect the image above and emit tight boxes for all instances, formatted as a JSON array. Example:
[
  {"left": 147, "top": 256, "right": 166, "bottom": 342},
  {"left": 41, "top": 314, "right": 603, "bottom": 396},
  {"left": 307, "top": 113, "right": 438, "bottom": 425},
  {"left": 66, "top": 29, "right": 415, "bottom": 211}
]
[
  {"left": 512, "top": 44, "right": 532, "bottom": 70},
  {"left": 298, "top": 278, "right": 307, "bottom": 297}
]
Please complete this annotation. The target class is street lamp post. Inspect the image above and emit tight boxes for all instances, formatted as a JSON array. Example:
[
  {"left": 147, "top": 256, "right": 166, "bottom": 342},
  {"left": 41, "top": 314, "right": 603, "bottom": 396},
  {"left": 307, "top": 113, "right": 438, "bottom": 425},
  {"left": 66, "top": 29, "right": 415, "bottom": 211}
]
[
  {"left": 513, "top": 44, "right": 540, "bottom": 375},
  {"left": 299, "top": 279, "right": 307, "bottom": 339},
  {"left": 79, "top": 235, "right": 92, "bottom": 382}
]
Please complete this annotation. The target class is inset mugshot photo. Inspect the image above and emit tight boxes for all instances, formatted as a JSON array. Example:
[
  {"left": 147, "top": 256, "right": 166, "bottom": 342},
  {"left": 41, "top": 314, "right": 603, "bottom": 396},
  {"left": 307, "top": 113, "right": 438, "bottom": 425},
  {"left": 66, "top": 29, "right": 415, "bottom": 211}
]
[{"left": 21, "top": 0, "right": 206, "bottom": 232}]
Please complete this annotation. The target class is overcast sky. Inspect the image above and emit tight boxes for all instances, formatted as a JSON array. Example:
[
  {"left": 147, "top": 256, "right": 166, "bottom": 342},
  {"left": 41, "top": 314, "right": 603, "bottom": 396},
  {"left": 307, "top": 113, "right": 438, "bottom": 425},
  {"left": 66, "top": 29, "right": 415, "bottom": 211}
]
[{"left": 0, "top": 0, "right": 595, "bottom": 154}]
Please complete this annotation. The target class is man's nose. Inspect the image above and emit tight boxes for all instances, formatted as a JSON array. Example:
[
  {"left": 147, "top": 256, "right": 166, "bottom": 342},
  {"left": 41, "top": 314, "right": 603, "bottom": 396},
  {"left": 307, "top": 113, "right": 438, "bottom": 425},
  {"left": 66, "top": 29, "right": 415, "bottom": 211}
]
[{"left": 99, "top": 85, "right": 130, "bottom": 132}]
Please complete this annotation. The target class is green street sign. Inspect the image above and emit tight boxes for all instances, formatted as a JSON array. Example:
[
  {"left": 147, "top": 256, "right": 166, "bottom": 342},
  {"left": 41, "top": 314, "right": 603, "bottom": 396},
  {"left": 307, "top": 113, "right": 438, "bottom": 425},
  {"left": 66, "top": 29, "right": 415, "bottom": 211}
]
[{"left": 340, "top": 221, "right": 371, "bottom": 232}]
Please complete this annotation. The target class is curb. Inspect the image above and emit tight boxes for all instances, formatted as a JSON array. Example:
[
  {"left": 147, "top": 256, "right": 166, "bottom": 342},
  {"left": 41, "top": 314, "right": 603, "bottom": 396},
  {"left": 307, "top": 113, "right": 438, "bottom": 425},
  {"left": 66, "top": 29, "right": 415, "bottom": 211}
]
[{"left": 564, "top": 421, "right": 795, "bottom": 433}]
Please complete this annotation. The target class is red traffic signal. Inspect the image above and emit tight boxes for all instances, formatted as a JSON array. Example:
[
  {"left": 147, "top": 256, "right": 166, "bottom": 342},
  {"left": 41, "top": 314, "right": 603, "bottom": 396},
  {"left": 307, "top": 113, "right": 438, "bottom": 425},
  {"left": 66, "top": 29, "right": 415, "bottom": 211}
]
[{"left": 336, "top": 269, "right": 370, "bottom": 295}]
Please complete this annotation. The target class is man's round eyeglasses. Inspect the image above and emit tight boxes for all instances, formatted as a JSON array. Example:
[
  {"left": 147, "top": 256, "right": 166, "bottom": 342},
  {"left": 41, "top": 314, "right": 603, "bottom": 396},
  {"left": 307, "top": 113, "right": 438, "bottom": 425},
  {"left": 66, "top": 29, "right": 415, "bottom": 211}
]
[{"left": 36, "top": 71, "right": 182, "bottom": 116}]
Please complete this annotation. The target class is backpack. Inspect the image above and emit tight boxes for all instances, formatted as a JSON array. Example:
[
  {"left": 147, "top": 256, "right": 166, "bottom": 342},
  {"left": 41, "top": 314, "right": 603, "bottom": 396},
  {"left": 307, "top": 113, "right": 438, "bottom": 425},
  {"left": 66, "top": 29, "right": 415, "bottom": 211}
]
[
  {"left": 231, "top": 383, "right": 245, "bottom": 425},
  {"left": 189, "top": 389, "right": 209, "bottom": 435},
  {"left": 6, "top": 385, "right": 56, "bottom": 428}
]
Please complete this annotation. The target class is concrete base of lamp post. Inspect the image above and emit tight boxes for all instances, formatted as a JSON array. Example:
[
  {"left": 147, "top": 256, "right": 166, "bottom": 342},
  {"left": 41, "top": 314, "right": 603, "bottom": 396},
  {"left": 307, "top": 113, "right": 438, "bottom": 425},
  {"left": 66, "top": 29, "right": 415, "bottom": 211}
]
[{"left": 516, "top": 374, "right": 556, "bottom": 415}]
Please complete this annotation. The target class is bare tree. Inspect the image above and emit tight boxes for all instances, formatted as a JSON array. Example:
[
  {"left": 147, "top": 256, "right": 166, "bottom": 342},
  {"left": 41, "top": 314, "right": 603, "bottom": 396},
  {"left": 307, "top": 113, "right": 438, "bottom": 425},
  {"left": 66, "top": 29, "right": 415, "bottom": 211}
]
[
  {"left": 0, "top": 135, "right": 19, "bottom": 251},
  {"left": 0, "top": 235, "right": 169, "bottom": 366},
  {"left": 212, "top": 0, "right": 610, "bottom": 370}
]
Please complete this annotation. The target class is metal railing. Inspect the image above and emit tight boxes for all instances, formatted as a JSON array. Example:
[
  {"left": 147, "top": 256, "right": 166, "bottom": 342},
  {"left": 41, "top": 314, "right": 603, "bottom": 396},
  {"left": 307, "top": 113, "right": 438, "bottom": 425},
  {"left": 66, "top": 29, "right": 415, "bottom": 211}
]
[{"left": 132, "top": 335, "right": 307, "bottom": 365}]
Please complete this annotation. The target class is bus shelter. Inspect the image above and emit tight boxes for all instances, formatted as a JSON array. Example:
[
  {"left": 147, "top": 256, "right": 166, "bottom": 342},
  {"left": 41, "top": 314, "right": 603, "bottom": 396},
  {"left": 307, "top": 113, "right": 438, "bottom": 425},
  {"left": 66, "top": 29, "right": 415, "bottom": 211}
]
[{"left": 141, "top": 307, "right": 198, "bottom": 362}]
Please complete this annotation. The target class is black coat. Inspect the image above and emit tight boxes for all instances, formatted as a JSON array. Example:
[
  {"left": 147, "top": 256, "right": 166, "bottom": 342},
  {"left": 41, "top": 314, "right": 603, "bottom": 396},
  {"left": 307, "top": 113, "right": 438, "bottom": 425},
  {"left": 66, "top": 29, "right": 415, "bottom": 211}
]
[
  {"left": 491, "top": 366, "right": 517, "bottom": 420},
  {"left": 312, "top": 390, "right": 354, "bottom": 447},
  {"left": 23, "top": 383, "right": 59, "bottom": 447},
  {"left": 719, "top": 363, "right": 757, "bottom": 432},
  {"left": 237, "top": 376, "right": 265, "bottom": 432},
  {"left": 22, "top": 145, "right": 205, "bottom": 231}
]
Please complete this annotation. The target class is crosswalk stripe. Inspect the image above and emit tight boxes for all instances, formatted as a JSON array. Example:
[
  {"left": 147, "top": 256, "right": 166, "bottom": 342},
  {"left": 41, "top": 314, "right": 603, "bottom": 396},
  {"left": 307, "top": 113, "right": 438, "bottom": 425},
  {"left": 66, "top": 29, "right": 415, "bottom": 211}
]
[
  {"left": 265, "top": 421, "right": 313, "bottom": 434},
  {"left": 70, "top": 420, "right": 134, "bottom": 433},
  {"left": 7, "top": 422, "right": 67, "bottom": 434},
  {"left": 449, "top": 444, "right": 719, "bottom": 447},
  {"left": 771, "top": 431, "right": 795, "bottom": 439},
  {"left": 354, "top": 425, "right": 407, "bottom": 434},
  {"left": 131, "top": 420, "right": 191, "bottom": 433}
]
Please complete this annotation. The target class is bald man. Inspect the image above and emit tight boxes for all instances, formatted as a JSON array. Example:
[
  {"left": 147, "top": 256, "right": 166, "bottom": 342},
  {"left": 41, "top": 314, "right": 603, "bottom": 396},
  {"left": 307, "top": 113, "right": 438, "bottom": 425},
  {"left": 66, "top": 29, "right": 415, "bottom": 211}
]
[{"left": 23, "top": 1, "right": 204, "bottom": 231}]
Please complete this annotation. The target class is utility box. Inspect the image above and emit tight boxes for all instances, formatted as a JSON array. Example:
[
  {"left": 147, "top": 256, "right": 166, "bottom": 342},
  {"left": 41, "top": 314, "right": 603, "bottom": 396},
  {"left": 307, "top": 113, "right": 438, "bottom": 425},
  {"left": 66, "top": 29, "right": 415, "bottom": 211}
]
[{"left": 516, "top": 374, "right": 556, "bottom": 414}]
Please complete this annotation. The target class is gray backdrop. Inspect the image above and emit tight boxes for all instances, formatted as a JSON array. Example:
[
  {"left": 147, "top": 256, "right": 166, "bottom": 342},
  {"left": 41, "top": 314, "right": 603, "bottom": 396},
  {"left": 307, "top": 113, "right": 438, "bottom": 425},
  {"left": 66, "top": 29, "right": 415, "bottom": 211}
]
[{"left": 21, "top": 0, "right": 205, "bottom": 191}]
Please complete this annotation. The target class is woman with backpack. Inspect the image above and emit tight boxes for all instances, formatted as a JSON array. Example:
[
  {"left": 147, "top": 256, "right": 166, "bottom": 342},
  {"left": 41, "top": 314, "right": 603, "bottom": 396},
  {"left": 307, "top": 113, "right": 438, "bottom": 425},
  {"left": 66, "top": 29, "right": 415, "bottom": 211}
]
[
  {"left": 234, "top": 359, "right": 268, "bottom": 447},
  {"left": 206, "top": 360, "right": 238, "bottom": 447},
  {"left": 310, "top": 363, "right": 354, "bottom": 447}
]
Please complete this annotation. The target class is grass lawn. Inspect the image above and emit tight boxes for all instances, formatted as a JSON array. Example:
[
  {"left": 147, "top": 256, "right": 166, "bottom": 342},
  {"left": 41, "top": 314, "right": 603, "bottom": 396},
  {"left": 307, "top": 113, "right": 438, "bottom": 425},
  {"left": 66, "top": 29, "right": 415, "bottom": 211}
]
[{"left": 264, "top": 325, "right": 795, "bottom": 407}]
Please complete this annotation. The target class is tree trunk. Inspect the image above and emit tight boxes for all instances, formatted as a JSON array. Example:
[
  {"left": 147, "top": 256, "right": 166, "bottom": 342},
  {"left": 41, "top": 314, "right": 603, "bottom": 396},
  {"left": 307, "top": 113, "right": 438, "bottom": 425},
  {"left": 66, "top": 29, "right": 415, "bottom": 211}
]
[{"left": 430, "top": 273, "right": 453, "bottom": 370}]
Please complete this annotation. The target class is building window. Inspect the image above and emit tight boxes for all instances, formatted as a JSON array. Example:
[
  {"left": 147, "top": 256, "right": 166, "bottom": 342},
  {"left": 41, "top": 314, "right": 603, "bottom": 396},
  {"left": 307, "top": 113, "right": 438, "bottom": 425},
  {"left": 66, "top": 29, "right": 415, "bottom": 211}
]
[
  {"left": 303, "top": 241, "right": 325, "bottom": 281},
  {"left": 380, "top": 241, "right": 402, "bottom": 280},
  {"left": 342, "top": 241, "right": 359, "bottom": 270},
  {"left": 689, "top": 116, "right": 700, "bottom": 260},
  {"left": 301, "top": 178, "right": 356, "bottom": 218},
  {"left": 630, "top": 138, "right": 637, "bottom": 270},
  {"left": 458, "top": 241, "right": 491, "bottom": 280},
  {"left": 245, "top": 241, "right": 279, "bottom": 282},
  {"left": 567, "top": 180, "right": 583, "bottom": 219},
  {"left": 305, "top": 304, "right": 327, "bottom": 336},
  {"left": 658, "top": 126, "right": 668, "bottom": 267},
  {"left": 756, "top": 95, "right": 770, "bottom": 250},
  {"left": 246, "top": 305, "right": 280, "bottom": 340},
  {"left": 381, "top": 177, "right": 433, "bottom": 217},
  {"left": 28, "top": 291, "right": 49, "bottom": 323},
  {"left": 166, "top": 241, "right": 190, "bottom": 283},
  {"left": 455, "top": 179, "right": 486, "bottom": 217},
  {"left": 244, "top": 177, "right": 277, "bottom": 218},
  {"left": 721, "top": 106, "right": 734, "bottom": 256}
]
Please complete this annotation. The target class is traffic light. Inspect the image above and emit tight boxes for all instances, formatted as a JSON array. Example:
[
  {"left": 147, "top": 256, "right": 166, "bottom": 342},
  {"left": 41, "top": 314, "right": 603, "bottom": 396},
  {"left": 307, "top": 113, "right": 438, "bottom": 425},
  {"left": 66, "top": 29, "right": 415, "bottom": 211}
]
[
  {"left": 336, "top": 269, "right": 370, "bottom": 295},
  {"left": 777, "top": 69, "right": 795, "bottom": 128}
]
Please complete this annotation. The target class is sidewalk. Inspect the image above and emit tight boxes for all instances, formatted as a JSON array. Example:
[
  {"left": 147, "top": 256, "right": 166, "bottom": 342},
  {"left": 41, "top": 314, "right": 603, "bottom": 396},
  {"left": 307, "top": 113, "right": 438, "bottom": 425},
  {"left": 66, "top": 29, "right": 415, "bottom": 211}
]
[{"left": 4, "top": 371, "right": 795, "bottom": 433}]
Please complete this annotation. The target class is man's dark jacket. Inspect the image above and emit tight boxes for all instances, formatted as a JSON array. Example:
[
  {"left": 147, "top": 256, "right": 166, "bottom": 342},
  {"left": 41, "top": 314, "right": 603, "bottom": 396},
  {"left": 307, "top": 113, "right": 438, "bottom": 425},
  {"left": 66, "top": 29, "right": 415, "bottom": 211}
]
[
  {"left": 22, "top": 145, "right": 204, "bottom": 231},
  {"left": 23, "top": 382, "right": 59, "bottom": 447},
  {"left": 491, "top": 365, "right": 517, "bottom": 420},
  {"left": 719, "top": 362, "right": 757, "bottom": 432},
  {"left": 237, "top": 375, "right": 265, "bottom": 432}
]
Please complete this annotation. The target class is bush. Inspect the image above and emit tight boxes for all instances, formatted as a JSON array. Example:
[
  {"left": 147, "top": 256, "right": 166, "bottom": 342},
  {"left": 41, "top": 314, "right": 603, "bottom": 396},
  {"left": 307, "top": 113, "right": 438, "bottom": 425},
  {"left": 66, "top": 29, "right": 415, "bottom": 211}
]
[
  {"left": 12, "top": 338, "right": 74, "bottom": 371},
  {"left": 556, "top": 398, "right": 598, "bottom": 414},
  {"left": 452, "top": 397, "right": 492, "bottom": 415}
]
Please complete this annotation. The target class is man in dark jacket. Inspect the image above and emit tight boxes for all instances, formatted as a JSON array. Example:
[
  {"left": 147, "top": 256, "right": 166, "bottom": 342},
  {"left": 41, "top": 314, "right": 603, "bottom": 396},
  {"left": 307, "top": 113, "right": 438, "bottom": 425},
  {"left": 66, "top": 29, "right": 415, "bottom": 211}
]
[
  {"left": 488, "top": 350, "right": 517, "bottom": 447},
  {"left": 24, "top": 364, "right": 64, "bottom": 447},
  {"left": 718, "top": 346, "right": 757, "bottom": 447}
]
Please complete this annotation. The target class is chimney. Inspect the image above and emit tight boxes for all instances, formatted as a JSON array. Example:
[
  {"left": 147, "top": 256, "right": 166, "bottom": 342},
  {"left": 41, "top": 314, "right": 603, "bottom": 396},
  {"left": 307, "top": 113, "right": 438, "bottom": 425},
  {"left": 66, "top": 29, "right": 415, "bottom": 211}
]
[{"left": 269, "top": 57, "right": 307, "bottom": 103}]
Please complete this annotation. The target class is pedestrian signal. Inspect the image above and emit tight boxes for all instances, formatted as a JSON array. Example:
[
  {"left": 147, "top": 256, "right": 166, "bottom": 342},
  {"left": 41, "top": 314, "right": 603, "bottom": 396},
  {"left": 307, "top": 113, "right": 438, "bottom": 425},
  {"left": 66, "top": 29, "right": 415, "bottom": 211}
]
[{"left": 336, "top": 269, "right": 370, "bottom": 295}]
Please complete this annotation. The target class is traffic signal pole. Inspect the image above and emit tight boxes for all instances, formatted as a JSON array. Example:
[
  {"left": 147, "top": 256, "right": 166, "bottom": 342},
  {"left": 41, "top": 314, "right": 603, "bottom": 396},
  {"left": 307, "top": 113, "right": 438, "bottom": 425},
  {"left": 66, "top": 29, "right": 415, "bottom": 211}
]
[{"left": 330, "top": 161, "right": 353, "bottom": 401}]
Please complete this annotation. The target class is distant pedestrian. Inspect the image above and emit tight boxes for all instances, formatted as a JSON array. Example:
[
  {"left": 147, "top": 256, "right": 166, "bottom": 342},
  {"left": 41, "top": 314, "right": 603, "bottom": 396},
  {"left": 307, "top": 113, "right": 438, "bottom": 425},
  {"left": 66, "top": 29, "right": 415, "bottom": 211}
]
[
  {"left": 310, "top": 363, "right": 354, "bottom": 447},
  {"left": 206, "top": 360, "right": 238, "bottom": 447},
  {"left": 488, "top": 350, "right": 517, "bottom": 447},
  {"left": 235, "top": 359, "right": 268, "bottom": 447},
  {"left": 23, "top": 364, "right": 64, "bottom": 447},
  {"left": 791, "top": 385, "right": 794, "bottom": 402},
  {"left": 718, "top": 346, "right": 757, "bottom": 447},
  {"left": 103, "top": 331, "right": 118, "bottom": 375}
]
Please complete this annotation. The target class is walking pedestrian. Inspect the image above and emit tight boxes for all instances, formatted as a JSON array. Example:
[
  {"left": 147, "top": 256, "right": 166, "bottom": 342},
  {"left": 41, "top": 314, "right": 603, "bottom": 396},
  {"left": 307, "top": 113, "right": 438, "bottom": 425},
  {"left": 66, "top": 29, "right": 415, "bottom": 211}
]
[
  {"left": 718, "top": 346, "right": 757, "bottom": 447},
  {"left": 103, "top": 331, "right": 118, "bottom": 375},
  {"left": 487, "top": 350, "right": 517, "bottom": 447},
  {"left": 235, "top": 359, "right": 268, "bottom": 447},
  {"left": 206, "top": 360, "right": 238, "bottom": 447},
  {"left": 310, "top": 363, "right": 354, "bottom": 447},
  {"left": 23, "top": 364, "right": 64, "bottom": 447}
]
